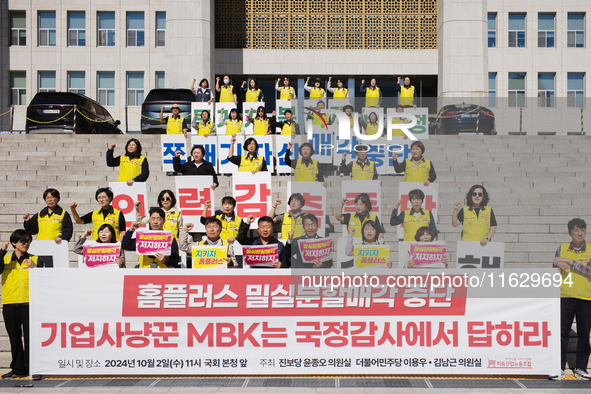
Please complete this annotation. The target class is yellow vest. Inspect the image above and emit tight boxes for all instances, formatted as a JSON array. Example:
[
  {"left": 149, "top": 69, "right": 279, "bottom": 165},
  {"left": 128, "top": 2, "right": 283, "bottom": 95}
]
[
  {"left": 404, "top": 158, "right": 431, "bottom": 183},
  {"left": 310, "top": 88, "right": 324, "bottom": 98},
  {"left": 334, "top": 88, "right": 348, "bottom": 98},
  {"left": 197, "top": 121, "right": 214, "bottom": 136},
  {"left": 220, "top": 85, "right": 234, "bottom": 102},
  {"left": 347, "top": 213, "right": 378, "bottom": 239},
  {"left": 559, "top": 242, "right": 591, "bottom": 300},
  {"left": 348, "top": 115, "right": 354, "bottom": 128},
  {"left": 245, "top": 89, "right": 262, "bottom": 102},
  {"left": 225, "top": 119, "right": 242, "bottom": 135},
  {"left": 163, "top": 210, "right": 181, "bottom": 240},
  {"left": 351, "top": 160, "right": 375, "bottom": 181},
  {"left": 117, "top": 155, "right": 145, "bottom": 182},
  {"left": 364, "top": 122, "right": 380, "bottom": 136},
  {"left": 313, "top": 113, "right": 330, "bottom": 127},
  {"left": 282, "top": 212, "right": 306, "bottom": 239},
  {"left": 294, "top": 158, "right": 319, "bottom": 182},
  {"left": 400, "top": 85, "right": 415, "bottom": 106},
  {"left": 166, "top": 115, "right": 185, "bottom": 135},
  {"left": 199, "top": 239, "right": 227, "bottom": 246},
  {"left": 139, "top": 255, "right": 172, "bottom": 269},
  {"left": 365, "top": 86, "right": 380, "bottom": 107},
  {"left": 402, "top": 209, "right": 431, "bottom": 241},
  {"left": 391, "top": 117, "right": 408, "bottom": 137},
  {"left": 461, "top": 206, "right": 491, "bottom": 241},
  {"left": 281, "top": 122, "right": 296, "bottom": 135},
  {"left": 253, "top": 118, "right": 269, "bottom": 135},
  {"left": 215, "top": 213, "right": 243, "bottom": 241},
  {"left": 36, "top": 209, "right": 65, "bottom": 240},
  {"left": 280, "top": 86, "right": 295, "bottom": 100},
  {"left": 91, "top": 208, "right": 122, "bottom": 240},
  {"left": 239, "top": 154, "right": 264, "bottom": 172},
  {"left": 2, "top": 254, "right": 39, "bottom": 304}
]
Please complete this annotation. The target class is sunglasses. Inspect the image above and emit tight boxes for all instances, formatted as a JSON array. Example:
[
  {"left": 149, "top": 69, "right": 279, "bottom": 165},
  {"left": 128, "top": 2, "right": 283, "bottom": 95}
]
[
  {"left": 161, "top": 197, "right": 171, "bottom": 201},
  {"left": 472, "top": 192, "right": 483, "bottom": 197}
]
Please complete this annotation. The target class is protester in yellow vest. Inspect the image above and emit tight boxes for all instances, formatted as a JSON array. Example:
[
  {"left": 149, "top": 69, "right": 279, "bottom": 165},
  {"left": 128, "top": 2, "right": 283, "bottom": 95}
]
[
  {"left": 359, "top": 109, "right": 381, "bottom": 136},
  {"left": 391, "top": 105, "right": 410, "bottom": 138},
  {"left": 551, "top": 218, "right": 591, "bottom": 380},
  {"left": 338, "top": 145, "right": 378, "bottom": 180},
  {"left": 218, "top": 108, "right": 243, "bottom": 135},
  {"left": 200, "top": 197, "right": 248, "bottom": 243},
  {"left": 135, "top": 190, "right": 184, "bottom": 240},
  {"left": 452, "top": 185, "right": 497, "bottom": 245},
  {"left": 396, "top": 76, "right": 417, "bottom": 109},
  {"left": 342, "top": 105, "right": 355, "bottom": 128},
  {"left": 271, "top": 109, "right": 300, "bottom": 135},
  {"left": 275, "top": 77, "right": 296, "bottom": 100},
  {"left": 344, "top": 220, "right": 393, "bottom": 268},
  {"left": 241, "top": 78, "right": 265, "bottom": 102},
  {"left": 336, "top": 193, "right": 385, "bottom": 240},
  {"left": 0, "top": 230, "right": 44, "bottom": 379},
  {"left": 246, "top": 106, "right": 271, "bottom": 135},
  {"left": 390, "top": 189, "right": 438, "bottom": 241},
  {"left": 216, "top": 75, "right": 237, "bottom": 104},
  {"left": 106, "top": 138, "right": 149, "bottom": 185},
  {"left": 269, "top": 194, "right": 307, "bottom": 239},
  {"left": 160, "top": 103, "right": 189, "bottom": 137},
  {"left": 360, "top": 78, "right": 382, "bottom": 108},
  {"left": 327, "top": 77, "right": 349, "bottom": 99},
  {"left": 73, "top": 225, "right": 125, "bottom": 268},
  {"left": 392, "top": 140, "right": 437, "bottom": 185},
  {"left": 284, "top": 142, "right": 327, "bottom": 186},
  {"left": 304, "top": 77, "right": 325, "bottom": 98},
  {"left": 191, "top": 110, "right": 215, "bottom": 136},
  {"left": 228, "top": 136, "right": 268, "bottom": 173},
  {"left": 307, "top": 101, "right": 331, "bottom": 127},
  {"left": 179, "top": 219, "right": 233, "bottom": 268},
  {"left": 70, "top": 187, "right": 126, "bottom": 240},
  {"left": 23, "top": 188, "right": 73, "bottom": 243}
]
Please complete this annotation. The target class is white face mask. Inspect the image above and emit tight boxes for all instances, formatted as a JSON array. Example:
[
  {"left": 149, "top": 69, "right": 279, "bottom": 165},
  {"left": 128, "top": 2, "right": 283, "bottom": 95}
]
[{"left": 224, "top": 79, "right": 230, "bottom": 84}]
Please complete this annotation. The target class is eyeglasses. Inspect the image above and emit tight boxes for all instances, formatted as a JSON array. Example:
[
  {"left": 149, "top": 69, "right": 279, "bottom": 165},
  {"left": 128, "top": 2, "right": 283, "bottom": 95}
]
[
  {"left": 97, "top": 196, "right": 110, "bottom": 201},
  {"left": 472, "top": 192, "right": 483, "bottom": 197}
]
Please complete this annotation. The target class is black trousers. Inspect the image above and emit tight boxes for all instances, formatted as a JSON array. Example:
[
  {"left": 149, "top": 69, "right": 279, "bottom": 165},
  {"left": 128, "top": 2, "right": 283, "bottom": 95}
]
[
  {"left": 3, "top": 303, "right": 29, "bottom": 375},
  {"left": 561, "top": 297, "right": 591, "bottom": 371}
]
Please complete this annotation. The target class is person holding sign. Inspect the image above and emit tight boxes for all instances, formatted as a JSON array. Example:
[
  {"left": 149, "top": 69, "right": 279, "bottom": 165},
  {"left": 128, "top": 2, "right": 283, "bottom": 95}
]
[
  {"left": 452, "top": 184, "right": 497, "bottom": 245},
  {"left": 216, "top": 76, "right": 237, "bottom": 104},
  {"left": 360, "top": 78, "right": 382, "bottom": 108},
  {"left": 218, "top": 108, "right": 243, "bottom": 135},
  {"left": 106, "top": 138, "right": 150, "bottom": 185},
  {"left": 392, "top": 140, "right": 437, "bottom": 185},
  {"left": 23, "top": 188, "right": 73, "bottom": 243},
  {"left": 160, "top": 103, "right": 189, "bottom": 137},
  {"left": 275, "top": 77, "right": 296, "bottom": 100},
  {"left": 181, "top": 220, "right": 232, "bottom": 268},
  {"left": 191, "top": 110, "right": 215, "bottom": 136},
  {"left": 246, "top": 106, "right": 272, "bottom": 135},
  {"left": 284, "top": 142, "right": 326, "bottom": 185},
  {"left": 404, "top": 227, "right": 448, "bottom": 268},
  {"left": 345, "top": 221, "right": 392, "bottom": 268},
  {"left": 390, "top": 189, "right": 438, "bottom": 241},
  {"left": 200, "top": 197, "right": 247, "bottom": 243},
  {"left": 173, "top": 146, "right": 219, "bottom": 189},
  {"left": 238, "top": 215, "right": 288, "bottom": 268},
  {"left": 307, "top": 101, "right": 331, "bottom": 127},
  {"left": 390, "top": 105, "right": 409, "bottom": 138},
  {"left": 190, "top": 78, "right": 213, "bottom": 103},
  {"left": 269, "top": 194, "right": 307, "bottom": 239},
  {"left": 136, "top": 190, "right": 183, "bottom": 239},
  {"left": 288, "top": 214, "right": 332, "bottom": 269},
  {"left": 0, "top": 230, "right": 45, "bottom": 379},
  {"left": 73, "top": 225, "right": 125, "bottom": 268},
  {"left": 336, "top": 193, "right": 384, "bottom": 241},
  {"left": 122, "top": 207, "right": 179, "bottom": 268},
  {"left": 338, "top": 145, "right": 378, "bottom": 180},
  {"left": 342, "top": 105, "right": 355, "bottom": 128},
  {"left": 70, "top": 187, "right": 126, "bottom": 241},
  {"left": 228, "top": 136, "right": 268, "bottom": 173},
  {"left": 327, "top": 77, "right": 349, "bottom": 99},
  {"left": 396, "top": 76, "right": 417, "bottom": 109},
  {"left": 272, "top": 109, "right": 300, "bottom": 135},
  {"left": 240, "top": 78, "right": 265, "bottom": 102},
  {"left": 359, "top": 109, "right": 380, "bottom": 136},
  {"left": 304, "top": 77, "right": 325, "bottom": 98}
]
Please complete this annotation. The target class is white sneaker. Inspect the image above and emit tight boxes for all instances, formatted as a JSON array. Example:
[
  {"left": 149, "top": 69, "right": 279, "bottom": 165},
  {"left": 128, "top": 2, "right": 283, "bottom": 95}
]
[
  {"left": 548, "top": 370, "right": 565, "bottom": 380},
  {"left": 575, "top": 368, "right": 591, "bottom": 380}
]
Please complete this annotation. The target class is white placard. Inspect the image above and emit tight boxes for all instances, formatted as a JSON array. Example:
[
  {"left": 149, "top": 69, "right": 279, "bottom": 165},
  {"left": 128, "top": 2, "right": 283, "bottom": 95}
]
[
  {"left": 175, "top": 176, "right": 215, "bottom": 233},
  {"left": 341, "top": 180, "right": 382, "bottom": 237},
  {"left": 457, "top": 241, "right": 505, "bottom": 269},
  {"left": 28, "top": 240, "right": 70, "bottom": 268},
  {"left": 274, "top": 100, "right": 299, "bottom": 134},
  {"left": 388, "top": 107, "right": 429, "bottom": 140},
  {"left": 161, "top": 135, "right": 188, "bottom": 172},
  {"left": 218, "top": 135, "right": 244, "bottom": 174},
  {"left": 242, "top": 102, "right": 264, "bottom": 135},
  {"left": 215, "top": 103, "right": 238, "bottom": 135},
  {"left": 109, "top": 182, "right": 149, "bottom": 230},
  {"left": 189, "top": 136, "right": 218, "bottom": 172},
  {"left": 233, "top": 172, "right": 272, "bottom": 229},
  {"left": 190, "top": 102, "right": 215, "bottom": 135}
]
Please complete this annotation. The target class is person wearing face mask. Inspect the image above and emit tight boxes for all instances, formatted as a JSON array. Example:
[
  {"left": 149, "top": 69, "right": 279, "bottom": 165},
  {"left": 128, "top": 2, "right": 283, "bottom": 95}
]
[
  {"left": 390, "top": 189, "right": 438, "bottom": 241},
  {"left": 404, "top": 227, "right": 448, "bottom": 268},
  {"left": 172, "top": 145, "right": 218, "bottom": 189},
  {"left": 275, "top": 77, "right": 296, "bottom": 100},
  {"left": 360, "top": 78, "right": 382, "bottom": 108},
  {"left": 106, "top": 138, "right": 149, "bottom": 185},
  {"left": 135, "top": 190, "right": 184, "bottom": 240},
  {"left": 216, "top": 76, "right": 237, "bottom": 104},
  {"left": 240, "top": 78, "right": 265, "bottom": 102},
  {"left": 338, "top": 145, "right": 378, "bottom": 180},
  {"left": 271, "top": 109, "right": 300, "bottom": 135},
  {"left": 452, "top": 185, "right": 497, "bottom": 246},
  {"left": 283, "top": 142, "right": 326, "bottom": 185},
  {"left": 336, "top": 193, "right": 384, "bottom": 241},
  {"left": 238, "top": 215, "right": 289, "bottom": 268},
  {"left": 191, "top": 110, "right": 215, "bottom": 136},
  {"left": 73, "top": 224, "right": 125, "bottom": 268},
  {"left": 122, "top": 207, "right": 180, "bottom": 268},
  {"left": 228, "top": 136, "right": 268, "bottom": 173},
  {"left": 268, "top": 194, "right": 307, "bottom": 240},
  {"left": 190, "top": 78, "right": 213, "bottom": 103},
  {"left": 70, "top": 188, "right": 126, "bottom": 240},
  {"left": 23, "top": 188, "right": 73, "bottom": 243},
  {"left": 392, "top": 140, "right": 437, "bottom": 186},
  {"left": 396, "top": 76, "right": 417, "bottom": 109}
]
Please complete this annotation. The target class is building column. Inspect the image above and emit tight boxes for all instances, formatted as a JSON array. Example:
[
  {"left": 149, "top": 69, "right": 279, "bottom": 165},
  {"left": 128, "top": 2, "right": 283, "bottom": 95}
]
[
  {"left": 438, "top": 0, "right": 488, "bottom": 98},
  {"left": 165, "top": 0, "right": 215, "bottom": 89}
]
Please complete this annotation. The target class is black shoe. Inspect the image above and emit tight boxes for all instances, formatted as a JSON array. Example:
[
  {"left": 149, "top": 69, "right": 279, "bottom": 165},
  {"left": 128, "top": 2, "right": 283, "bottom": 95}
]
[
  {"left": 1, "top": 371, "right": 14, "bottom": 380},
  {"left": 32, "top": 374, "right": 42, "bottom": 381}
]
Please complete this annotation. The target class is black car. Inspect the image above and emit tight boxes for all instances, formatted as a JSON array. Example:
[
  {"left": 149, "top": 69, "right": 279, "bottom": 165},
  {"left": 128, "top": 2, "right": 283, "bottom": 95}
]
[
  {"left": 25, "top": 92, "right": 121, "bottom": 134},
  {"left": 141, "top": 89, "right": 194, "bottom": 134},
  {"left": 430, "top": 104, "right": 496, "bottom": 135}
]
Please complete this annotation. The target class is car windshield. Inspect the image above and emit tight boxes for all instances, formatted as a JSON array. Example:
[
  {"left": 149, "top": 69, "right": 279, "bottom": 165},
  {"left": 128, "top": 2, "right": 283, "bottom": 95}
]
[
  {"left": 145, "top": 89, "right": 194, "bottom": 102},
  {"left": 29, "top": 93, "right": 81, "bottom": 105}
]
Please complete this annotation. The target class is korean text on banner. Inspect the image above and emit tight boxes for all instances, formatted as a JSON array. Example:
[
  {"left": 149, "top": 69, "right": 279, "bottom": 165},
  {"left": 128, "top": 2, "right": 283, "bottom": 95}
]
[
  {"left": 233, "top": 172, "right": 272, "bottom": 229},
  {"left": 242, "top": 244, "right": 278, "bottom": 267},
  {"left": 297, "top": 237, "right": 333, "bottom": 263},
  {"left": 192, "top": 246, "right": 228, "bottom": 269},
  {"left": 109, "top": 182, "right": 148, "bottom": 229},
  {"left": 457, "top": 241, "right": 505, "bottom": 269},
  {"left": 190, "top": 102, "right": 215, "bottom": 135},
  {"left": 175, "top": 176, "right": 214, "bottom": 233},
  {"left": 83, "top": 242, "right": 120, "bottom": 268},
  {"left": 190, "top": 136, "right": 218, "bottom": 172},
  {"left": 136, "top": 230, "right": 172, "bottom": 256},
  {"left": 354, "top": 245, "right": 390, "bottom": 268},
  {"left": 410, "top": 242, "right": 446, "bottom": 268},
  {"left": 161, "top": 135, "right": 187, "bottom": 172}
]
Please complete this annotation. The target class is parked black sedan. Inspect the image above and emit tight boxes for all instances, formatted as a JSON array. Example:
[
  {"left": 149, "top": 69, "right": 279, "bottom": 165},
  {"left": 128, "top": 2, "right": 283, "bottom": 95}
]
[{"left": 430, "top": 104, "right": 496, "bottom": 135}]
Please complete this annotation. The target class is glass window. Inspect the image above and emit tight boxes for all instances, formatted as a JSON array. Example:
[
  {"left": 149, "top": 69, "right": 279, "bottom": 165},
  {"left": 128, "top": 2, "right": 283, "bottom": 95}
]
[
  {"left": 487, "top": 13, "right": 496, "bottom": 48},
  {"left": 538, "top": 13, "right": 555, "bottom": 48},
  {"left": 68, "top": 12, "right": 86, "bottom": 47},
  {"left": 537, "top": 73, "right": 555, "bottom": 107},
  {"left": 10, "top": 11, "right": 26, "bottom": 46},
  {"left": 98, "top": 72, "right": 115, "bottom": 106},
  {"left": 38, "top": 11, "right": 56, "bottom": 47},
  {"left": 508, "top": 72, "right": 526, "bottom": 107},
  {"left": 98, "top": 12, "right": 115, "bottom": 47},
  {"left": 568, "top": 13, "right": 585, "bottom": 48},
  {"left": 156, "top": 71, "right": 165, "bottom": 89},
  {"left": 488, "top": 72, "right": 496, "bottom": 108},
  {"left": 68, "top": 71, "right": 85, "bottom": 95},
  {"left": 38, "top": 71, "right": 56, "bottom": 92},
  {"left": 156, "top": 12, "right": 166, "bottom": 47},
  {"left": 127, "top": 12, "right": 145, "bottom": 47},
  {"left": 10, "top": 71, "right": 26, "bottom": 105},
  {"left": 508, "top": 13, "right": 526, "bottom": 48},
  {"left": 127, "top": 72, "right": 144, "bottom": 105},
  {"left": 567, "top": 73, "right": 585, "bottom": 107}
]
